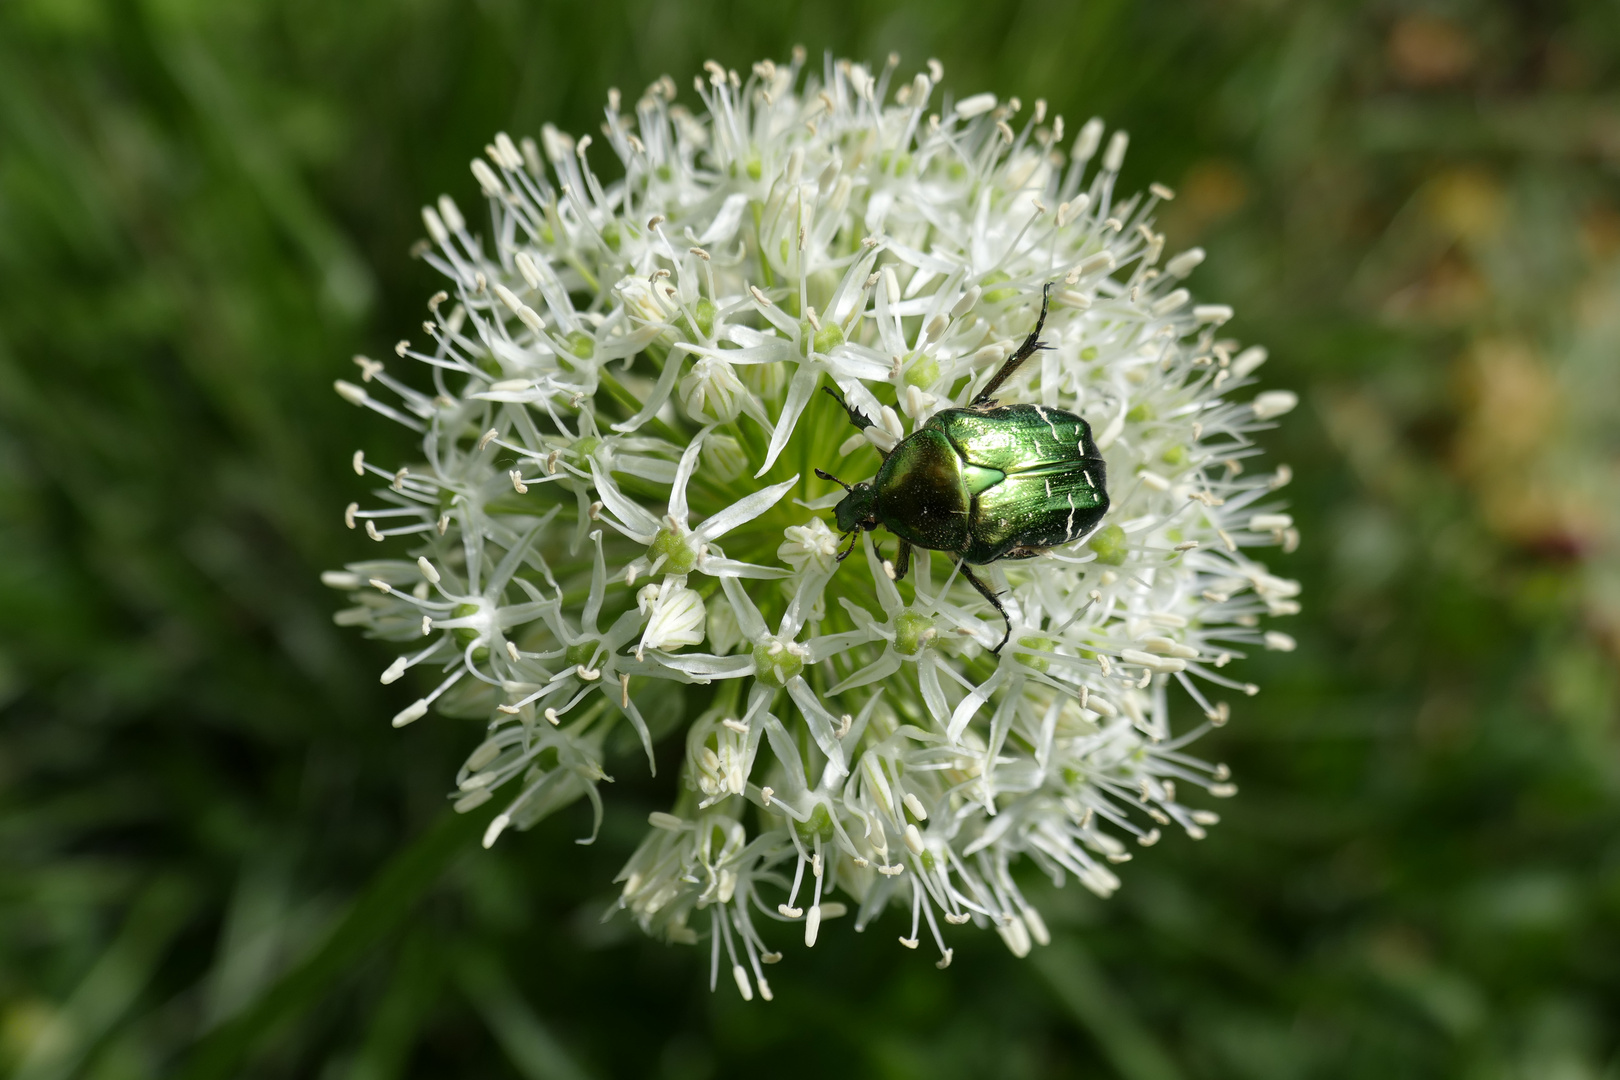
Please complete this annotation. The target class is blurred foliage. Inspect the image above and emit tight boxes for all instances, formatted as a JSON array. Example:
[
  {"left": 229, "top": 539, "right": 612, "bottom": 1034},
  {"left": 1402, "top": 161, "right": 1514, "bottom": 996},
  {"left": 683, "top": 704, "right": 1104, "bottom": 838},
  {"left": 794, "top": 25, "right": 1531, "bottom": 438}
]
[{"left": 2, "top": 0, "right": 1619, "bottom": 1077}]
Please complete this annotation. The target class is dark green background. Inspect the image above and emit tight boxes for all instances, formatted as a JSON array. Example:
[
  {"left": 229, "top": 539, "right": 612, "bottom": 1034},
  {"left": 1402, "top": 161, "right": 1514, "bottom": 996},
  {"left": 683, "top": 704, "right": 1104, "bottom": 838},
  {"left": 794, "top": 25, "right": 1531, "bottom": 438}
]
[{"left": 4, "top": 1, "right": 1619, "bottom": 1077}]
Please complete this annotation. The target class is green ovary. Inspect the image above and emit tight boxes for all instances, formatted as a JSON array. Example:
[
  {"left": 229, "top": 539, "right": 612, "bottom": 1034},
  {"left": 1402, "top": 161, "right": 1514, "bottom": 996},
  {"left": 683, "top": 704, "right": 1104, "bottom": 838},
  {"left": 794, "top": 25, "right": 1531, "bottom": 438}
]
[
  {"left": 450, "top": 603, "right": 481, "bottom": 649},
  {"left": 566, "top": 331, "right": 594, "bottom": 359},
  {"left": 980, "top": 270, "right": 1016, "bottom": 303},
  {"left": 676, "top": 298, "right": 716, "bottom": 341},
  {"left": 565, "top": 640, "right": 601, "bottom": 668},
  {"left": 811, "top": 321, "right": 844, "bottom": 355},
  {"left": 1088, "top": 524, "right": 1128, "bottom": 566},
  {"left": 794, "top": 802, "right": 833, "bottom": 840},
  {"left": 447, "top": 602, "right": 490, "bottom": 661},
  {"left": 648, "top": 529, "right": 698, "bottom": 575},
  {"left": 895, "top": 612, "right": 935, "bottom": 656},
  {"left": 752, "top": 641, "right": 804, "bottom": 688},
  {"left": 1015, "top": 635, "right": 1054, "bottom": 673},
  {"left": 877, "top": 150, "right": 912, "bottom": 176},
  {"left": 903, "top": 353, "right": 939, "bottom": 388}
]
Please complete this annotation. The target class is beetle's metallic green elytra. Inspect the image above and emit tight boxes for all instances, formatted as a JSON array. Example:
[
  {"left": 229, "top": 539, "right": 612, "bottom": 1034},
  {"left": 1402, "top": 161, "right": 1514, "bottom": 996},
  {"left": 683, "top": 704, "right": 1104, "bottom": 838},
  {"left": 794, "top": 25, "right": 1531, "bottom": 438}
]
[{"left": 818, "top": 285, "right": 1109, "bottom": 652}]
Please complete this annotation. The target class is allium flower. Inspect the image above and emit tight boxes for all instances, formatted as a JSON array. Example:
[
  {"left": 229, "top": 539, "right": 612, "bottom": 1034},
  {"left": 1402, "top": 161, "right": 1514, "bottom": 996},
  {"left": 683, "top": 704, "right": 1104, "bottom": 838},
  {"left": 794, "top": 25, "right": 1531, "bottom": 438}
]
[{"left": 325, "top": 51, "right": 1301, "bottom": 998}]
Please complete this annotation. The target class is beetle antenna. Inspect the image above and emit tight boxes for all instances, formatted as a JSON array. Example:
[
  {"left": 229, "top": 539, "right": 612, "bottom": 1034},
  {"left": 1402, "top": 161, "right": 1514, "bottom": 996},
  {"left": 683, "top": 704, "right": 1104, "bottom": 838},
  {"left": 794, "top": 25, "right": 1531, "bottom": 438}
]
[{"left": 815, "top": 467, "right": 852, "bottom": 492}]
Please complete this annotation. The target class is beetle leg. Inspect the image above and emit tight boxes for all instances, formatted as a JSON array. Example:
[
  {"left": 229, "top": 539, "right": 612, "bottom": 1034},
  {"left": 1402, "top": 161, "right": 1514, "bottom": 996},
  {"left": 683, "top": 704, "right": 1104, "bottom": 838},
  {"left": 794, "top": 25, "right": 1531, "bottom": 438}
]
[
  {"left": 822, "top": 385, "right": 874, "bottom": 431},
  {"left": 972, "top": 282, "right": 1053, "bottom": 407},
  {"left": 887, "top": 540, "right": 913, "bottom": 582},
  {"left": 957, "top": 563, "right": 1012, "bottom": 654},
  {"left": 836, "top": 529, "right": 860, "bottom": 561}
]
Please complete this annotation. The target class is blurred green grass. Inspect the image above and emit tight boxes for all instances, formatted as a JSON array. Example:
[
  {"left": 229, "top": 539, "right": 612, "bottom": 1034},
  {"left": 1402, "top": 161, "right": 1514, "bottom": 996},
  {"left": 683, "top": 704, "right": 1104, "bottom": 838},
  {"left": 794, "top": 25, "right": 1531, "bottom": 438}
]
[{"left": 2, "top": 1, "right": 1618, "bottom": 1077}]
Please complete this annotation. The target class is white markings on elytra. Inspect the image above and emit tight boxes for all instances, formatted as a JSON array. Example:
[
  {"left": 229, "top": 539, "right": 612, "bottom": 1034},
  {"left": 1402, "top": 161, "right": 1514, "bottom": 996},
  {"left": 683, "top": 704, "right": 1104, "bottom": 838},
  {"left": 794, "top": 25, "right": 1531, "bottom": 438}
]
[
  {"left": 1066, "top": 491, "right": 1077, "bottom": 538},
  {"left": 1032, "top": 404, "right": 1062, "bottom": 442}
]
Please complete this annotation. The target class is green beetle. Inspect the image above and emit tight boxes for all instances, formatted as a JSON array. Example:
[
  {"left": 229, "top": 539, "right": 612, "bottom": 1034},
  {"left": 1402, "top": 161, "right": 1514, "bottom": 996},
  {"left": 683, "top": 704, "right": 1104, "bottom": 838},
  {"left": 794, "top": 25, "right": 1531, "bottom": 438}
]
[{"left": 817, "top": 285, "right": 1109, "bottom": 653}]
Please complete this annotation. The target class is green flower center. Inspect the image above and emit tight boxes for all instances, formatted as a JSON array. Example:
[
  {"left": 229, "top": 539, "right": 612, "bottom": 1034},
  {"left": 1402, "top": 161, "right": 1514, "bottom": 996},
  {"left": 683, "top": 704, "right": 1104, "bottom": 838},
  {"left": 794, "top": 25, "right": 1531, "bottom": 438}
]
[
  {"left": 649, "top": 528, "right": 698, "bottom": 575},
  {"left": 981, "top": 270, "right": 1017, "bottom": 303},
  {"left": 894, "top": 611, "right": 935, "bottom": 657},
  {"left": 565, "top": 330, "right": 595, "bottom": 359},
  {"left": 805, "top": 319, "right": 845, "bottom": 356},
  {"left": 793, "top": 802, "right": 833, "bottom": 840},
  {"left": 450, "top": 602, "right": 482, "bottom": 649},
  {"left": 1088, "top": 523, "right": 1128, "bottom": 566},
  {"left": 675, "top": 297, "right": 717, "bottom": 341},
  {"left": 903, "top": 352, "right": 939, "bottom": 388},
  {"left": 753, "top": 640, "right": 805, "bottom": 687},
  {"left": 694, "top": 297, "right": 716, "bottom": 339},
  {"left": 565, "top": 640, "right": 601, "bottom": 668},
  {"left": 1015, "top": 635, "right": 1055, "bottom": 673}
]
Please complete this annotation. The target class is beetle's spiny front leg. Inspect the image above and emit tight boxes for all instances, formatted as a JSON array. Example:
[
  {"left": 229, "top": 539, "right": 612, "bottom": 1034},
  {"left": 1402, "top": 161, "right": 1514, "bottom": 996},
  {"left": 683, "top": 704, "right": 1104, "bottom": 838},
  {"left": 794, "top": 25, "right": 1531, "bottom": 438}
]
[
  {"left": 958, "top": 562, "right": 1012, "bottom": 654},
  {"left": 822, "top": 385, "right": 873, "bottom": 432},
  {"left": 972, "top": 282, "right": 1053, "bottom": 408}
]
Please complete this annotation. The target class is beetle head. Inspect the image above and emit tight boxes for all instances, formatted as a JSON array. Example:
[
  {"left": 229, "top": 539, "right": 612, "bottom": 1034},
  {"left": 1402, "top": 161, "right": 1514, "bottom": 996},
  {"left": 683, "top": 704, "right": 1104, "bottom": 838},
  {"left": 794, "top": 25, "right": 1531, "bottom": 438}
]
[
  {"left": 833, "top": 481, "right": 877, "bottom": 535},
  {"left": 816, "top": 468, "right": 878, "bottom": 561}
]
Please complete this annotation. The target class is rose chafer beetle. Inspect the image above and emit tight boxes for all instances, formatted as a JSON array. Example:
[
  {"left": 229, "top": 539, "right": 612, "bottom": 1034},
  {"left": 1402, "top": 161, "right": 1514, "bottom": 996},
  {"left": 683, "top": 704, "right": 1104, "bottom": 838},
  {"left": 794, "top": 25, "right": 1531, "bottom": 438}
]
[{"left": 818, "top": 284, "right": 1109, "bottom": 653}]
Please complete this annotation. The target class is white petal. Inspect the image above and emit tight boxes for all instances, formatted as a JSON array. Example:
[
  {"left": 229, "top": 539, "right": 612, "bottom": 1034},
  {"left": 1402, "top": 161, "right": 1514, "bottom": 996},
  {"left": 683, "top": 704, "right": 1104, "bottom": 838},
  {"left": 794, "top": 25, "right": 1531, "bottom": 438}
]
[
  {"left": 829, "top": 650, "right": 903, "bottom": 695},
  {"left": 667, "top": 431, "right": 707, "bottom": 526},
  {"left": 692, "top": 475, "right": 799, "bottom": 543},
  {"left": 719, "top": 575, "right": 770, "bottom": 640},
  {"left": 698, "top": 192, "right": 751, "bottom": 245},
  {"left": 589, "top": 460, "right": 660, "bottom": 542},
  {"left": 786, "top": 678, "right": 847, "bottom": 779},
  {"left": 693, "top": 555, "right": 791, "bottom": 580},
  {"left": 649, "top": 654, "right": 756, "bottom": 680},
  {"left": 756, "top": 367, "right": 819, "bottom": 477}
]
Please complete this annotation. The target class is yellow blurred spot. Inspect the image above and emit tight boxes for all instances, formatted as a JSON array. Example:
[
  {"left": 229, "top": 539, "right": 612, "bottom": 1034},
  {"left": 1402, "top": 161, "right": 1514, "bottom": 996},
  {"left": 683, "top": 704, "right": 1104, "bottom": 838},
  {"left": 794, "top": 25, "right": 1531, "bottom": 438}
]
[
  {"left": 1425, "top": 169, "right": 1504, "bottom": 241},
  {"left": 2, "top": 999, "right": 56, "bottom": 1066},
  {"left": 1452, "top": 338, "right": 1598, "bottom": 554},
  {"left": 1454, "top": 338, "right": 1554, "bottom": 467}
]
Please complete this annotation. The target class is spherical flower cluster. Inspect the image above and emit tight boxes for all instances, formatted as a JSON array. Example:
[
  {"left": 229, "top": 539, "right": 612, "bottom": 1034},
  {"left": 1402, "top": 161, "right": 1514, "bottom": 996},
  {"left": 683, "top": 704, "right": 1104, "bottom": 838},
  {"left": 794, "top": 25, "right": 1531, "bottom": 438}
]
[{"left": 325, "top": 51, "right": 1300, "bottom": 999}]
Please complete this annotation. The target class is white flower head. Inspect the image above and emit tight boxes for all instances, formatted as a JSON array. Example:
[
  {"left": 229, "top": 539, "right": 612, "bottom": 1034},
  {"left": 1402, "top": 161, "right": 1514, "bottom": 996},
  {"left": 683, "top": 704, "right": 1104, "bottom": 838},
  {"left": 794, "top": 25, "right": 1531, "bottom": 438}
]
[{"left": 326, "top": 51, "right": 1301, "bottom": 999}]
